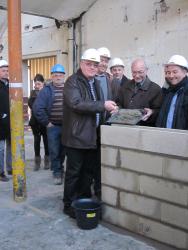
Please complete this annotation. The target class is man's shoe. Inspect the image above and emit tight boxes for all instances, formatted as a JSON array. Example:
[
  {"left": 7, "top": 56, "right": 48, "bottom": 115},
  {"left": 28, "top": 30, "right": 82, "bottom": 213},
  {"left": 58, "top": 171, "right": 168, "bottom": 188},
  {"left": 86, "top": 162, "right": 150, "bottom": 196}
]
[
  {"left": 63, "top": 206, "right": 76, "bottom": 219},
  {"left": 0, "top": 173, "right": 9, "bottom": 182},
  {"left": 54, "top": 177, "right": 62, "bottom": 185},
  {"left": 7, "top": 170, "right": 12, "bottom": 175}
]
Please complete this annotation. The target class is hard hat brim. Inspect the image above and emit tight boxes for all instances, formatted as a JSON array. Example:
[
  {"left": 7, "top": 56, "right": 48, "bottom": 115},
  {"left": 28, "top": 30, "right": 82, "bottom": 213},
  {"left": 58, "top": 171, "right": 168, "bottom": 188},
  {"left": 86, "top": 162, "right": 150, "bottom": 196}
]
[{"left": 164, "top": 62, "right": 188, "bottom": 71}]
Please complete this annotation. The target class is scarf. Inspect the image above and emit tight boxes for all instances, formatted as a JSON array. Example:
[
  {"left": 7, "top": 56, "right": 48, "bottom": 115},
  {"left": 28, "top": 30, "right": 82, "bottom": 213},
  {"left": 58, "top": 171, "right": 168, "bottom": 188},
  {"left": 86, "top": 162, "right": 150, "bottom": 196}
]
[{"left": 156, "top": 76, "right": 188, "bottom": 129}]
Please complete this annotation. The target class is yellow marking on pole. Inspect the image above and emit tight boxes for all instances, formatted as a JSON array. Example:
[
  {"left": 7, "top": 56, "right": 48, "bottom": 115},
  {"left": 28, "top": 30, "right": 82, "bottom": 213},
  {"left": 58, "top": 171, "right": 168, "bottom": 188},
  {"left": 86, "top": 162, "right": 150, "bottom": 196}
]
[{"left": 10, "top": 99, "right": 26, "bottom": 202}]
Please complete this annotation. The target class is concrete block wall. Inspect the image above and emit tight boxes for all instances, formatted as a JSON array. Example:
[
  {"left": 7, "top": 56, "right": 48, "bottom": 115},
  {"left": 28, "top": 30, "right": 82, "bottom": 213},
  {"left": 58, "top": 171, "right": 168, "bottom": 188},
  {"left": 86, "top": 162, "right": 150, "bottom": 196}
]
[{"left": 101, "top": 125, "right": 188, "bottom": 249}]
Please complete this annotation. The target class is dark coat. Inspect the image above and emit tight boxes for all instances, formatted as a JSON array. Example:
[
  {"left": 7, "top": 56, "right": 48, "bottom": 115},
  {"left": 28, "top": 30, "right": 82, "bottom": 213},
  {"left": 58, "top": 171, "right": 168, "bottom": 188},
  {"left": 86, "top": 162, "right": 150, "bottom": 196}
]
[
  {"left": 33, "top": 83, "right": 55, "bottom": 126},
  {"left": 156, "top": 76, "right": 188, "bottom": 129},
  {"left": 62, "top": 69, "right": 105, "bottom": 149},
  {"left": 117, "top": 77, "right": 163, "bottom": 126},
  {"left": 111, "top": 75, "right": 130, "bottom": 102},
  {"left": 28, "top": 90, "right": 47, "bottom": 135},
  {"left": 0, "top": 79, "right": 10, "bottom": 140}
]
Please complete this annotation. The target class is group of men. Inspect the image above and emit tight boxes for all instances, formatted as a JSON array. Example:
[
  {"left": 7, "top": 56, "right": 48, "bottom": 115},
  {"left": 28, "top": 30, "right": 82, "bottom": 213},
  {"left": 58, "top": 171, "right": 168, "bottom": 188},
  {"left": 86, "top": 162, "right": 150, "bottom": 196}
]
[{"left": 1, "top": 48, "right": 188, "bottom": 219}]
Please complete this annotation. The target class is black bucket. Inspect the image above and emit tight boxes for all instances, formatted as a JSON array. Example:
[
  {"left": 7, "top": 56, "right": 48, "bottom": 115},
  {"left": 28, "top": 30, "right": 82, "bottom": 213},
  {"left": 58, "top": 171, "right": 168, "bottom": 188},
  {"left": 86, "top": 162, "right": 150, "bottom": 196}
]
[{"left": 72, "top": 198, "right": 101, "bottom": 230}]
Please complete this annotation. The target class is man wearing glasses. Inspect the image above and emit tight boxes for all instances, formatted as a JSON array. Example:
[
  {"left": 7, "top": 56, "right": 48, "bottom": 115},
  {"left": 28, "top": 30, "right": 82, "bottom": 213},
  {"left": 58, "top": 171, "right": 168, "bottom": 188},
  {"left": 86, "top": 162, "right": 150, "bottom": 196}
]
[
  {"left": 117, "top": 58, "right": 162, "bottom": 126},
  {"left": 62, "top": 48, "right": 117, "bottom": 218}
]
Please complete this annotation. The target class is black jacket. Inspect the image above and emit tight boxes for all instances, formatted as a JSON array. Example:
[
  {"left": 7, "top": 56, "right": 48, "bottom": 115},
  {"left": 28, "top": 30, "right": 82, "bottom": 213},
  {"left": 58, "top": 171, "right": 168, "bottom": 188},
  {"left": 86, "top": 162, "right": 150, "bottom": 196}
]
[
  {"left": 117, "top": 77, "right": 163, "bottom": 126},
  {"left": 111, "top": 75, "right": 130, "bottom": 102},
  {"left": 62, "top": 69, "right": 105, "bottom": 149},
  {"left": 28, "top": 90, "right": 47, "bottom": 135},
  {"left": 0, "top": 79, "right": 10, "bottom": 140},
  {"left": 156, "top": 76, "right": 188, "bottom": 129}
]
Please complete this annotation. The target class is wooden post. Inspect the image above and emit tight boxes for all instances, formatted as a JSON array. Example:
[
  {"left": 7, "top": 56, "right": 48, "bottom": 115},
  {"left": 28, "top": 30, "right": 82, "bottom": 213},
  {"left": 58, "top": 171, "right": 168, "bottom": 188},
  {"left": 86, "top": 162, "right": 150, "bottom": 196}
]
[{"left": 8, "top": 0, "right": 27, "bottom": 201}]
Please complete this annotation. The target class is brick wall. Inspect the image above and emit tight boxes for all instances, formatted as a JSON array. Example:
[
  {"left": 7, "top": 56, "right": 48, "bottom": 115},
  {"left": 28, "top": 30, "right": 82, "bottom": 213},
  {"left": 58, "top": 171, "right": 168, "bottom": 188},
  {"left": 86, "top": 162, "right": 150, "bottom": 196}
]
[{"left": 101, "top": 125, "right": 188, "bottom": 249}]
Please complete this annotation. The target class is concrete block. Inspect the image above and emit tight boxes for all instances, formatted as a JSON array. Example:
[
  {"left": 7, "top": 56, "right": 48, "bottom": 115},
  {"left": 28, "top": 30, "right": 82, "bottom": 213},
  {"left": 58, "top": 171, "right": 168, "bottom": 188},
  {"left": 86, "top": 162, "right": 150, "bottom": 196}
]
[
  {"left": 120, "top": 149, "right": 163, "bottom": 176},
  {"left": 102, "top": 166, "right": 139, "bottom": 192},
  {"left": 103, "top": 205, "right": 188, "bottom": 249},
  {"left": 120, "top": 192, "right": 161, "bottom": 219},
  {"left": 102, "top": 185, "right": 118, "bottom": 206},
  {"left": 140, "top": 176, "right": 188, "bottom": 206},
  {"left": 103, "top": 205, "right": 139, "bottom": 232},
  {"left": 161, "top": 203, "right": 188, "bottom": 230},
  {"left": 138, "top": 217, "right": 188, "bottom": 249},
  {"left": 164, "top": 158, "right": 188, "bottom": 182},
  {"left": 101, "top": 125, "right": 188, "bottom": 158},
  {"left": 101, "top": 146, "right": 118, "bottom": 167}
]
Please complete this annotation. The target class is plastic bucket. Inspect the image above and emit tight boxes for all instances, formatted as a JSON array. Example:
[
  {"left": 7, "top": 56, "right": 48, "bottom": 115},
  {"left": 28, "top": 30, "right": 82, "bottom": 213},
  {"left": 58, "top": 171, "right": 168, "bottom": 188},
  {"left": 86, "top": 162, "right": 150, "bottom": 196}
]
[{"left": 72, "top": 198, "right": 101, "bottom": 230}]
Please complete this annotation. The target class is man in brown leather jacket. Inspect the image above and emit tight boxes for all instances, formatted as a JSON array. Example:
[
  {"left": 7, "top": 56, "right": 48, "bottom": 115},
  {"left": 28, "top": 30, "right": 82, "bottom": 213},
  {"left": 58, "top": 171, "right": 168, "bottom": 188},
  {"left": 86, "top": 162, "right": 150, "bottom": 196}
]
[{"left": 62, "top": 48, "right": 117, "bottom": 218}]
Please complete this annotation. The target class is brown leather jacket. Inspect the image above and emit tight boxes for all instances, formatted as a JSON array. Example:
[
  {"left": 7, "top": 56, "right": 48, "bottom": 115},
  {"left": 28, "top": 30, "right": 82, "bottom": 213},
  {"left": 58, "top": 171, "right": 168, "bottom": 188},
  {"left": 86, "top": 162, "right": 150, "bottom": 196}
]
[
  {"left": 62, "top": 69, "right": 105, "bottom": 149},
  {"left": 117, "top": 77, "right": 163, "bottom": 126}
]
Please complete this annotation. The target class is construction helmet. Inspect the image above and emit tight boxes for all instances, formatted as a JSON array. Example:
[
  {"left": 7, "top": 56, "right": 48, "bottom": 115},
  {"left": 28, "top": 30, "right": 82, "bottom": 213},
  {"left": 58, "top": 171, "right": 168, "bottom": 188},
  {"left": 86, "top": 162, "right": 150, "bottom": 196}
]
[
  {"left": 109, "top": 57, "right": 125, "bottom": 69},
  {"left": 97, "top": 47, "right": 111, "bottom": 59},
  {"left": 51, "top": 64, "right": 65, "bottom": 74},
  {"left": 81, "top": 48, "right": 100, "bottom": 63},
  {"left": 0, "top": 59, "right": 8, "bottom": 68},
  {"left": 165, "top": 55, "right": 188, "bottom": 70}
]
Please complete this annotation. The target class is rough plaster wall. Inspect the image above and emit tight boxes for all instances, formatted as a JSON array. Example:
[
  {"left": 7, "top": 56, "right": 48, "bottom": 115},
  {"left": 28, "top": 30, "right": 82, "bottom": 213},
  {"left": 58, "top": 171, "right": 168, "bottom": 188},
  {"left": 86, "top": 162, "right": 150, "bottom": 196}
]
[
  {"left": 80, "top": 0, "right": 188, "bottom": 85},
  {"left": 0, "top": 10, "right": 8, "bottom": 60},
  {"left": 21, "top": 14, "right": 68, "bottom": 60},
  {"left": 1, "top": 13, "right": 68, "bottom": 62}
]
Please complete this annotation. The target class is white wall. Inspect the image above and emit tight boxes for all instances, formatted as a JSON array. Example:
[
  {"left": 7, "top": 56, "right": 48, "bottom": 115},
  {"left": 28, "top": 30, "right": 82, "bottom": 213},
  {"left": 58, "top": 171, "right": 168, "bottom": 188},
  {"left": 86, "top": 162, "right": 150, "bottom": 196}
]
[
  {"left": 1, "top": 0, "right": 188, "bottom": 85},
  {"left": 0, "top": 13, "right": 69, "bottom": 70},
  {"left": 21, "top": 15, "right": 68, "bottom": 64},
  {"left": 79, "top": 0, "right": 188, "bottom": 85}
]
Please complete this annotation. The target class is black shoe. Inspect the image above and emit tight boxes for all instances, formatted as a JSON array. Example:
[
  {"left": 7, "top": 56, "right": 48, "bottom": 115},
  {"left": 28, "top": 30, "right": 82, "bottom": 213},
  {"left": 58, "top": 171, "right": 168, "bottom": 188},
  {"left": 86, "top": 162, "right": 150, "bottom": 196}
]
[
  {"left": 0, "top": 173, "right": 9, "bottom": 182},
  {"left": 7, "top": 170, "right": 12, "bottom": 175},
  {"left": 44, "top": 155, "right": 50, "bottom": 170},
  {"left": 34, "top": 156, "right": 41, "bottom": 171},
  {"left": 63, "top": 206, "right": 76, "bottom": 219},
  {"left": 34, "top": 165, "right": 40, "bottom": 171}
]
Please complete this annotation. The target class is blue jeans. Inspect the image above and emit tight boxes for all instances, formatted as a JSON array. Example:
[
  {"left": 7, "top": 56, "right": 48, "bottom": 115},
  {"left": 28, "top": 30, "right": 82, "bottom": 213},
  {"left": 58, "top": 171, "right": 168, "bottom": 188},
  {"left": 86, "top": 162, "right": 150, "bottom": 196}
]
[
  {"left": 0, "top": 139, "right": 12, "bottom": 174},
  {"left": 47, "top": 125, "right": 65, "bottom": 177}
]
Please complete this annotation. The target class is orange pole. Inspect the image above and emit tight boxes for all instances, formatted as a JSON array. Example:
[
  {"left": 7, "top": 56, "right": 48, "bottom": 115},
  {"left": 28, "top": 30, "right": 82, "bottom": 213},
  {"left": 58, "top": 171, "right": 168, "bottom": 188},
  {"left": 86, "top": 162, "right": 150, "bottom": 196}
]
[{"left": 8, "top": 0, "right": 27, "bottom": 201}]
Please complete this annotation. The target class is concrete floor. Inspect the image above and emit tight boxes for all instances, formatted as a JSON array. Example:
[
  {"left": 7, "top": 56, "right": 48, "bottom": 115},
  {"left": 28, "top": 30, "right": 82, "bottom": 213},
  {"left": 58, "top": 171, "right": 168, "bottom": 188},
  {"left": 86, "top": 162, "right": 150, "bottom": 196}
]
[{"left": 0, "top": 131, "right": 177, "bottom": 250}]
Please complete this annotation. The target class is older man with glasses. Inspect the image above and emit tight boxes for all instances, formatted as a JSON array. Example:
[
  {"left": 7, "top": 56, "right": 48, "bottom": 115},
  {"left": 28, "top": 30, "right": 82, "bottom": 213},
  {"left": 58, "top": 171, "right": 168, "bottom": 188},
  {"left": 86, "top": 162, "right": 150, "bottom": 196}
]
[
  {"left": 117, "top": 58, "right": 162, "bottom": 126},
  {"left": 62, "top": 48, "right": 117, "bottom": 218}
]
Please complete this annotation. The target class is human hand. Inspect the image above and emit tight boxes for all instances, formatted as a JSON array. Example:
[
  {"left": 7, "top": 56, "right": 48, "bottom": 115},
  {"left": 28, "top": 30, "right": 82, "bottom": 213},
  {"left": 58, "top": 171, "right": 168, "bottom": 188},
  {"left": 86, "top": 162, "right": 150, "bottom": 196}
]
[
  {"left": 141, "top": 108, "right": 153, "bottom": 121},
  {"left": 110, "top": 105, "right": 119, "bottom": 114},
  {"left": 104, "top": 101, "right": 118, "bottom": 112}
]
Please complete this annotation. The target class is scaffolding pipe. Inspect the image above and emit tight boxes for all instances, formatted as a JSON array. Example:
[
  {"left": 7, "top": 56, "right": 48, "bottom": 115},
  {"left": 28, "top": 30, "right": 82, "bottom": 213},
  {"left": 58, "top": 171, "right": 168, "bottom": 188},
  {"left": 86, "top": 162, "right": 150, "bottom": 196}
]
[{"left": 8, "top": 0, "right": 27, "bottom": 201}]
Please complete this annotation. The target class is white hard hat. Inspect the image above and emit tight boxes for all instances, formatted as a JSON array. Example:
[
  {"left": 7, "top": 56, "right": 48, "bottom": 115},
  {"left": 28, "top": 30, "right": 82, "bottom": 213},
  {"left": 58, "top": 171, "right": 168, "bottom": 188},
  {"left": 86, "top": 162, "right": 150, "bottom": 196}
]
[
  {"left": 109, "top": 57, "right": 125, "bottom": 69},
  {"left": 81, "top": 48, "right": 100, "bottom": 63},
  {"left": 0, "top": 59, "right": 8, "bottom": 68},
  {"left": 165, "top": 55, "right": 188, "bottom": 70},
  {"left": 97, "top": 47, "right": 111, "bottom": 59}
]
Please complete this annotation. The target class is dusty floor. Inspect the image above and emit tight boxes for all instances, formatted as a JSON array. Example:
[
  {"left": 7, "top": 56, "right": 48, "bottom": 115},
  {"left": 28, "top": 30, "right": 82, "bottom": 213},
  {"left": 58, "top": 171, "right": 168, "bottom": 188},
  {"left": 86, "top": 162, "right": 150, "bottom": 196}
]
[{"left": 0, "top": 131, "right": 176, "bottom": 250}]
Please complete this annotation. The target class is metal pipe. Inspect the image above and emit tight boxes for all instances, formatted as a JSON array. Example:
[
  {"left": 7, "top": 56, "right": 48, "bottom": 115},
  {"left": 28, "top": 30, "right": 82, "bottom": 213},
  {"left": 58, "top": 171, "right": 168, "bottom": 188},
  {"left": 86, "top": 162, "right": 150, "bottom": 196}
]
[{"left": 8, "top": 0, "right": 27, "bottom": 201}]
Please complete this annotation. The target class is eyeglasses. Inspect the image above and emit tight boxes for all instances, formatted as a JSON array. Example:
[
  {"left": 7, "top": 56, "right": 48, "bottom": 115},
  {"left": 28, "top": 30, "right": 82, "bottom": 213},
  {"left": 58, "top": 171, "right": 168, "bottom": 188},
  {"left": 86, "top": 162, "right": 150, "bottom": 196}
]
[
  {"left": 132, "top": 70, "right": 146, "bottom": 75},
  {"left": 83, "top": 62, "right": 99, "bottom": 68}
]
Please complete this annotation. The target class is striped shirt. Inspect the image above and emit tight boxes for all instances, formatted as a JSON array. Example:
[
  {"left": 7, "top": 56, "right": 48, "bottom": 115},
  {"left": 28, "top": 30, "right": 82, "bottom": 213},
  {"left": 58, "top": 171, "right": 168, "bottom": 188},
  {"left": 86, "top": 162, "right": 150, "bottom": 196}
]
[
  {"left": 49, "top": 85, "right": 63, "bottom": 125},
  {"left": 88, "top": 79, "right": 100, "bottom": 127}
]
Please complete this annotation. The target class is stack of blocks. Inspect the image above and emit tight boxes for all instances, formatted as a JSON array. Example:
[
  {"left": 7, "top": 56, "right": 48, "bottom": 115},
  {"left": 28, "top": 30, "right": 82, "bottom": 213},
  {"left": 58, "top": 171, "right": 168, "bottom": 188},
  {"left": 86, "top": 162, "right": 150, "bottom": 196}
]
[{"left": 101, "top": 125, "right": 188, "bottom": 249}]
